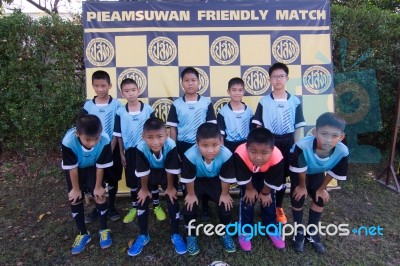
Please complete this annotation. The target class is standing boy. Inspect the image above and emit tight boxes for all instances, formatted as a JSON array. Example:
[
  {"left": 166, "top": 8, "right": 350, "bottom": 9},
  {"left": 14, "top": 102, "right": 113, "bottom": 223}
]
[
  {"left": 113, "top": 78, "right": 166, "bottom": 224},
  {"left": 128, "top": 117, "right": 186, "bottom": 256},
  {"left": 82, "top": 70, "right": 123, "bottom": 222},
  {"left": 61, "top": 114, "right": 113, "bottom": 254},
  {"left": 290, "top": 112, "right": 348, "bottom": 253},
  {"left": 217, "top": 77, "right": 254, "bottom": 153},
  {"left": 181, "top": 123, "right": 236, "bottom": 255},
  {"left": 252, "top": 62, "right": 306, "bottom": 224},
  {"left": 235, "top": 128, "right": 286, "bottom": 251}
]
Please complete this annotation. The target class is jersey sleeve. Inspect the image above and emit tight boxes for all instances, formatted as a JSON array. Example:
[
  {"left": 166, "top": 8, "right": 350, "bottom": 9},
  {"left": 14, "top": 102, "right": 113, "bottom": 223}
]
[
  {"left": 165, "top": 146, "right": 181, "bottom": 175},
  {"left": 80, "top": 108, "right": 88, "bottom": 115},
  {"left": 327, "top": 156, "right": 348, "bottom": 181},
  {"left": 263, "top": 159, "right": 284, "bottom": 190},
  {"left": 252, "top": 103, "right": 263, "bottom": 127},
  {"left": 294, "top": 102, "right": 306, "bottom": 128},
  {"left": 61, "top": 145, "right": 78, "bottom": 170},
  {"left": 289, "top": 144, "right": 307, "bottom": 173},
  {"left": 180, "top": 155, "right": 197, "bottom": 183},
  {"left": 96, "top": 143, "right": 113, "bottom": 168},
  {"left": 135, "top": 149, "right": 151, "bottom": 178},
  {"left": 234, "top": 153, "right": 252, "bottom": 185},
  {"left": 166, "top": 104, "right": 178, "bottom": 127},
  {"left": 113, "top": 114, "right": 121, "bottom": 137},
  {"left": 206, "top": 102, "right": 217, "bottom": 123},
  {"left": 219, "top": 155, "right": 236, "bottom": 183},
  {"left": 217, "top": 112, "right": 227, "bottom": 136}
]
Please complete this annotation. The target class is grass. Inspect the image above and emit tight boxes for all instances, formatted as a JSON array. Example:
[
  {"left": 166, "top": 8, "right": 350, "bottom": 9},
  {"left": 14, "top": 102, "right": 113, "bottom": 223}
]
[{"left": 1, "top": 153, "right": 400, "bottom": 265}]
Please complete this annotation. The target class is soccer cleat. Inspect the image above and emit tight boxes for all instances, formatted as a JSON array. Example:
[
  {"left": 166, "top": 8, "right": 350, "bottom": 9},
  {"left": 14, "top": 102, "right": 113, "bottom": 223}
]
[
  {"left": 123, "top": 208, "right": 137, "bottom": 224},
  {"left": 306, "top": 234, "right": 326, "bottom": 253},
  {"left": 153, "top": 206, "right": 166, "bottom": 221},
  {"left": 171, "top": 234, "right": 187, "bottom": 255},
  {"left": 186, "top": 236, "right": 200, "bottom": 255},
  {"left": 108, "top": 207, "right": 121, "bottom": 221},
  {"left": 84, "top": 208, "right": 98, "bottom": 224},
  {"left": 268, "top": 233, "right": 285, "bottom": 249},
  {"left": 71, "top": 233, "right": 91, "bottom": 255},
  {"left": 99, "top": 229, "right": 112, "bottom": 249},
  {"left": 128, "top": 235, "right": 150, "bottom": 256},
  {"left": 238, "top": 234, "right": 252, "bottom": 252},
  {"left": 292, "top": 230, "right": 305, "bottom": 252},
  {"left": 276, "top": 207, "right": 288, "bottom": 224},
  {"left": 221, "top": 234, "right": 236, "bottom": 253}
]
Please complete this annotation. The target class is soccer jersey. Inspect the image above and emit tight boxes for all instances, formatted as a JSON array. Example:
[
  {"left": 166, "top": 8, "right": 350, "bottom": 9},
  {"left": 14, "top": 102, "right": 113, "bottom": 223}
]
[
  {"left": 135, "top": 137, "right": 181, "bottom": 177},
  {"left": 82, "top": 96, "right": 123, "bottom": 140},
  {"left": 234, "top": 143, "right": 284, "bottom": 190},
  {"left": 217, "top": 102, "right": 253, "bottom": 142},
  {"left": 113, "top": 102, "right": 155, "bottom": 150},
  {"left": 61, "top": 128, "right": 113, "bottom": 169},
  {"left": 166, "top": 94, "right": 216, "bottom": 143},
  {"left": 289, "top": 136, "right": 349, "bottom": 180},
  {"left": 252, "top": 92, "right": 305, "bottom": 135},
  {"left": 180, "top": 145, "right": 235, "bottom": 184}
]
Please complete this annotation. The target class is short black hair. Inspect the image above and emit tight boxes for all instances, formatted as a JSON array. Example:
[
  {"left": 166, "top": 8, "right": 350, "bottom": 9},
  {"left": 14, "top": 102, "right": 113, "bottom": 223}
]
[
  {"left": 268, "top": 62, "right": 289, "bottom": 76},
  {"left": 92, "top": 70, "right": 111, "bottom": 84},
  {"left": 76, "top": 114, "right": 102, "bottom": 137},
  {"left": 120, "top": 78, "right": 138, "bottom": 91},
  {"left": 196, "top": 123, "right": 221, "bottom": 142},
  {"left": 181, "top": 67, "right": 199, "bottom": 80},
  {"left": 316, "top": 112, "right": 346, "bottom": 132},
  {"left": 246, "top": 128, "right": 274, "bottom": 148},
  {"left": 228, "top": 77, "right": 244, "bottom": 90},
  {"left": 143, "top": 117, "right": 165, "bottom": 132}
]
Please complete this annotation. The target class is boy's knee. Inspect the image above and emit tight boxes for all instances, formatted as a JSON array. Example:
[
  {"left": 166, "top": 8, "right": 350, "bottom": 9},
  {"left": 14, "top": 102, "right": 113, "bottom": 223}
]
[{"left": 291, "top": 196, "right": 305, "bottom": 209}]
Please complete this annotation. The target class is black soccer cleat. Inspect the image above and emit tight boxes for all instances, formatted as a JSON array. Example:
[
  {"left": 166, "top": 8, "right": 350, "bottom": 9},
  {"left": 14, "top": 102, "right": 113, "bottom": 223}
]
[
  {"left": 306, "top": 234, "right": 326, "bottom": 254},
  {"left": 292, "top": 230, "right": 305, "bottom": 252}
]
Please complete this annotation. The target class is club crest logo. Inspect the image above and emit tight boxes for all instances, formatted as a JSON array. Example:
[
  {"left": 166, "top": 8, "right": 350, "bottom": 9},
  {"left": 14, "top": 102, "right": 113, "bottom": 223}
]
[
  {"left": 213, "top": 98, "right": 230, "bottom": 116},
  {"left": 86, "top": 38, "right": 114, "bottom": 67},
  {"left": 272, "top": 36, "right": 300, "bottom": 64},
  {"left": 242, "top": 67, "right": 270, "bottom": 95},
  {"left": 117, "top": 68, "right": 147, "bottom": 95},
  {"left": 148, "top": 37, "right": 177, "bottom": 65},
  {"left": 152, "top": 98, "right": 173, "bottom": 122},
  {"left": 210, "top": 36, "right": 239, "bottom": 65},
  {"left": 303, "top": 66, "right": 332, "bottom": 94}
]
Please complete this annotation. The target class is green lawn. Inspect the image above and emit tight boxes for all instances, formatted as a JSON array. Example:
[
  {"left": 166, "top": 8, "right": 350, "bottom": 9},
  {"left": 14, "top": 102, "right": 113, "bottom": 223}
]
[{"left": 1, "top": 154, "right": 400, "bottom": 265}]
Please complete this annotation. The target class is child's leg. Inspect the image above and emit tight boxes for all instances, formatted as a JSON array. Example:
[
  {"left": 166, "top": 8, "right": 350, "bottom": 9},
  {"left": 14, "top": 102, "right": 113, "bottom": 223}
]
[
  {"left": 183, "top": 200, "right": 199, "bottom": 236},
  {"left": 260, "top": 190, "right": 277, "bottom": 225},
  {"left": 151, "top": 184, "right": 160, "bottom": 207},
  {"left": 290, "top": 172, "right": 308, "bottom": 252},
  {"left": 70, "top": 201, "right": 88, "bottom": 235},
  {"left": 123, "top": 148, "right": 139, "bottom": 223},
  {"left": 137, "top": 196, "right": 151, "bottom": 235},
  {"left": 108, "top": 144, "right": 123, "bottom": 210}
]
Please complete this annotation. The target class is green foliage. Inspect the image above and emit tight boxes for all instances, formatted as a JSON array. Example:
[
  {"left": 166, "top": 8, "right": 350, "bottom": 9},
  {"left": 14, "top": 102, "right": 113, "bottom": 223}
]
[
  {"left": 331, "top": 4, "right": 400, "bottom": 147},
  {"left": 0, "top": 12, "right": 85, "bottom": 152}
]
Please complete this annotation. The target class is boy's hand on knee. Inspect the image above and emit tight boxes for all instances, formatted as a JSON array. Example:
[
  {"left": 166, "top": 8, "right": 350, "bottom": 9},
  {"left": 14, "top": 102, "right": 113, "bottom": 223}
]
[
  {"left": 293, "top": 186, "right": 307, "bottom": 201},
  {"left": 259, "top": 193, "right": 272, "bottom": 207},
  {"left": 244, "top": 188, "right": 258, "bottom": 205},
  {"left": 164, "top": 187, "right": 177, "bottom": 203},
  {"left": 184, "top": 194, "right": 198, "bottom": 211},
  {"left": 68, "top": 189, "right": 82, "bottom": 204},
  {"left": 93, "top": 187, "right": 105, "bottom": 200},
  {"left": 219, "top": 194, "right": 233, "bottom": 211},
  {"left": 137, "top": 189, "right": 151, "bottom": 206},
  {"left": 316, "top": 188, "right": 329, "bottom": 203}
]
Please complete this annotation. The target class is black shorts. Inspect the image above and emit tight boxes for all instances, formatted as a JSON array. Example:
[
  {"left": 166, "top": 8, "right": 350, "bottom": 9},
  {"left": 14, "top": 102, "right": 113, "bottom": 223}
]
[
  {"left": 137, "top": 169, "right": 179, "bottom": 190},
  {"left": 290, "top": 172, "right": 325, "bottom": 208},
  {"left": 125, "top": 147, "right": 138, "bottom": 188},
  {"left": 193, "top": 177, "right": 222, "bottom": 203},
  {"left": 177, "top": 140, "right": 195, "bottom": 160},
  {"left": 273, "top": 133, "right": 294, "bottom": 181},
  {"left": 65, "top": 166, "right": 106, "bottom": 197},
  {"left": 239, "top": 172, "right": 267, "bottom": 196},
  {"left": 224, "top": 139, "right": 246, "bottom": 153},
  {"left": 104, "top": 142, "right": 123, "bottom": 184}
]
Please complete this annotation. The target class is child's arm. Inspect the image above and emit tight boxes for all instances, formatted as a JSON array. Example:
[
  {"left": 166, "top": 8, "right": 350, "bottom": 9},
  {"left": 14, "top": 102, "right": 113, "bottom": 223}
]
[
  {"left": 181, "top": 156, "right": 198, "bottom": 211},
  {"left": 166, "top": 103, "right": 178, "bottom": 142},
  {"left": 292, "top": 171, "right": 308, "bottom": 201},
  {"left": 251, "top": 102, "right": 264, "bottom": 128},
  {"left": 218, "top": 155, "right": 236, "bottom": 210},
  {"left": 137, "top": 175, "right": 151, "bottom": 206},
  {"left": 118, "top": 137, "right": 126, "bottom": 167},
  {"left": 315, "top": 174, "right": 333, "bottom": 203},
  {"left": 68, "top": 168, "right": 81, "bottom": 204},
  {"left": 111, "top": 136, "right": 117, "bottom": 152},
  {"left": 169, "top": 127, "right": 177, "bottom": 142},
  {"left": 93, "top": 168, "right": 106, "bottom": 200},
  {"left": 219, "top": 181, "right": 233, "bottom": 211},
  {"left": 294, "top": 127, "right": 304, "bottom": 143},
  {"left": 185, "top": 181, "right": 198, "bottom": 211},
  {"left": 244, "top": 182, "right": 258, "bottom": 204},
  {"left": 164, "top": 173, "right": 178, "bottom": 203}
]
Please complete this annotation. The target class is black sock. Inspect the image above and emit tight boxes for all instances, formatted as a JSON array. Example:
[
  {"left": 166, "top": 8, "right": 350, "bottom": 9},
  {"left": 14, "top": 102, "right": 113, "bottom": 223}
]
[
  {"left": 96, "top": 202, "right": 108, "bottom": 230},
  {"left": 275, "top": 188, "right": 285, "bottom": 208},
  {"left": 308, "top": 209, "right": 322, "bottom": 233},
  {"left": 166, "top": 198, "right": 180, "bottom": 234},
  {"left": 138, "top": 197, "right": 150, "bottom": 235},
  {"left": 292, "top": 209, "right": 304, "bottom": 225},
  {"left": 152, "top": 186, "right": 160, "bottom": 208},
  {"left": 71, "top": 202, "right": 87, "bottom": 235},
  {"left": 130, "top": 188, "right": 138, "bottom": 208},
  {"left": 108, "top": 182, "right": 118, "bottom": 210}
]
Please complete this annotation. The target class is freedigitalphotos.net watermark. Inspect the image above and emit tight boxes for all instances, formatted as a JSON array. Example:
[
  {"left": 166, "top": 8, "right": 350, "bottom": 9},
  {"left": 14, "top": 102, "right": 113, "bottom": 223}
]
[{"left": 187, "top": 219, "right": 383, "bottom": 240}]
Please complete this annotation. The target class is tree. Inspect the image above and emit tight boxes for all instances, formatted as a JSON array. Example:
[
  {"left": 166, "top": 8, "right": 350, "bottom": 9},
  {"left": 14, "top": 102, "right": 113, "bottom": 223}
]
[
  {"left": 1, "top": 0, "right": 65, "bottom": 15},
  {"left": 332, "top": 0, "right": 400, "bottom": 12}
]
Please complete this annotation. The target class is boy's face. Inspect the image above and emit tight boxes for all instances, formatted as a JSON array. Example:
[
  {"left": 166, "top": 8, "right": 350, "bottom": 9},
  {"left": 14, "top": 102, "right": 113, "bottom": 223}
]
[
  {"left": 197, "top": 137, "right": 222, "bottom": 162},
  {"left": 92, "top": 79, "right": 112, "bottom": 99},
  {"left": 246, "top": 142, "right": 274, "bottom": 167},
  {"left": 76, "top": 132, "right": 101, "bottom": 150},
  {"left": 142, "top": 128, "right": 167, "bottom": 154},
  {"left": 269, "top": 69, "right": 288, "bottom": 91},
  {"left": 314, "top": 126, "right": 345, "bottom": 152},
  {"left": 121, "top": 83, "right": 140, "bottom": 102},
  {"left": 227, "top": 84, "right": 245, "bottom": 103},
  {"left": 181, "top": 73, "right": 200, "bottom": 96}
]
